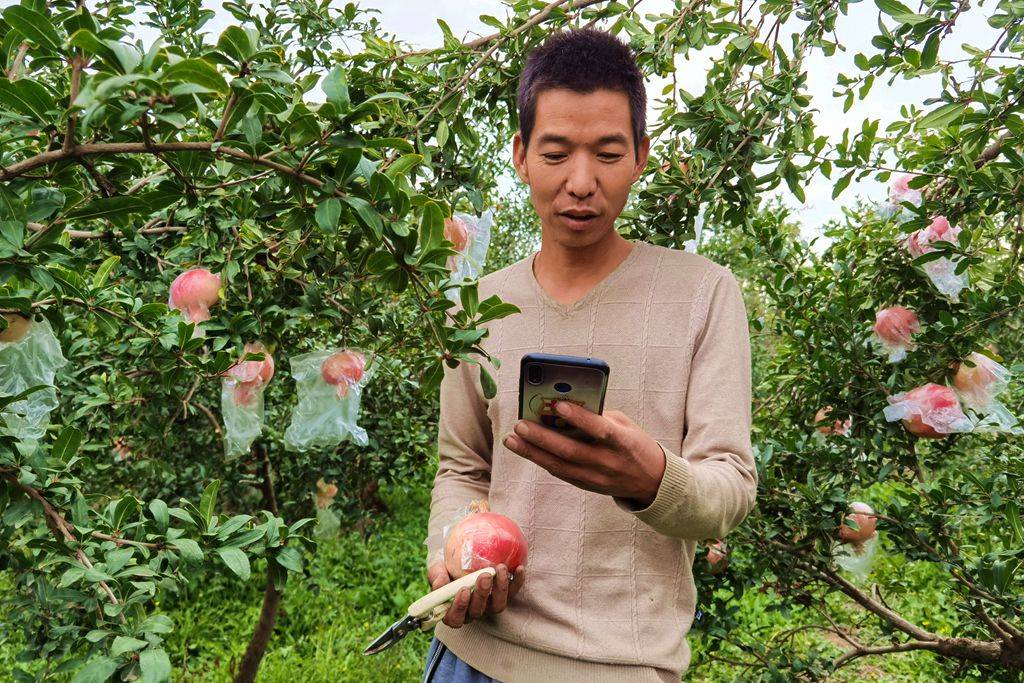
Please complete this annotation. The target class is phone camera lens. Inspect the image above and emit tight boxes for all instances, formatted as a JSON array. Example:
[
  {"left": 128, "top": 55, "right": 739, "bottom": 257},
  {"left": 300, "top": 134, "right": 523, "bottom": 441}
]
[
  {"left": 553, "top": 382, "right": 571, "bottom": 393},
  {"left": 527, "top": 365, "right": 543, "bottom": 385}
]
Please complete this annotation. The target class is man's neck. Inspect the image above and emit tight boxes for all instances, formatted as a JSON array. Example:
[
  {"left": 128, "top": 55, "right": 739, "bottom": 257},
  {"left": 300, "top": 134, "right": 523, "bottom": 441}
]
[{"left": 532, "top": 230, "right": 635, "bottom": 307}]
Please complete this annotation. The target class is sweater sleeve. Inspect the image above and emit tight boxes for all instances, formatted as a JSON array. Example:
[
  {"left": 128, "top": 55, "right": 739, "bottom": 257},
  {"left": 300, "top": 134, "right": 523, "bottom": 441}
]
[
  {"left": 613, "top": 268, "right": 757, "bottom": 540},
  {"left": 424, "top": 353, "right": 494, "bottom": 568}
]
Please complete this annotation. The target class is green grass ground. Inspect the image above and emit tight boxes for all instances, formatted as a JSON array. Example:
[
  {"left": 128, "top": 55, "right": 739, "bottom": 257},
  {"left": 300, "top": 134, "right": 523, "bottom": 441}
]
[{"left": 2, "top": 474, "right": 980, "bottom": 681}]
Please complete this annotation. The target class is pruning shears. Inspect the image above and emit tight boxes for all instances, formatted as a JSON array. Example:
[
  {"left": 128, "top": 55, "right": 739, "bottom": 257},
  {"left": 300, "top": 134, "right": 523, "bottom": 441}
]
[{"left": 362, "top": 566, "right": 499, "bottom": 655}]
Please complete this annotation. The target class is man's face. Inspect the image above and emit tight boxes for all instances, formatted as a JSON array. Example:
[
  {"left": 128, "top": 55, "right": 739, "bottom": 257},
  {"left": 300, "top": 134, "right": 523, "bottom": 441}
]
[{"left": 513, "top": 87, "right": 650, "bottom": 247}]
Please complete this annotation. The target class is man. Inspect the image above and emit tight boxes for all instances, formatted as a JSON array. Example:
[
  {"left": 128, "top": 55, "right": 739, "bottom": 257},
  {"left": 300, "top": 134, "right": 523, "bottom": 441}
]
[{"left": 422, "top": 27, "right": 756, "bottom": 683}]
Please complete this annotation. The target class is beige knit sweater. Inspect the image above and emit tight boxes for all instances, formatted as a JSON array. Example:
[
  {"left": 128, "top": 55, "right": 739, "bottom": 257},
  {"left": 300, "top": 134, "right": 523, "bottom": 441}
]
[{"left": 425, "top": 239, "right": 757, "bottom": 682}]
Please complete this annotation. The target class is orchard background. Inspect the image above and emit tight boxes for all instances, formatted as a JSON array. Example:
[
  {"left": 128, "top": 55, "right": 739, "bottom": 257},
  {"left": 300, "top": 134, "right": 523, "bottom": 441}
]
[{"left": 0, "top": 0, "right": 1022, "bottom": 681}]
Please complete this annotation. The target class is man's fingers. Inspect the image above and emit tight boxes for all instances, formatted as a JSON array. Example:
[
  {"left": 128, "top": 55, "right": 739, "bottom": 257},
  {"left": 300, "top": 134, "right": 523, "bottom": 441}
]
[
  {"left": 508, "top": 565, "right": 526, "bottom": 601},
  {"left": 443, "top": 587, "right": 471, "bottom": 628},
  {"left": 552, "top": 401, "right": 621, "bottom": 446},
  {"left": 467, "top": 572, "right": 493, "bottom": 620},
  {"left": 488, "top": 564, "right": 510, "bottom": 613}
]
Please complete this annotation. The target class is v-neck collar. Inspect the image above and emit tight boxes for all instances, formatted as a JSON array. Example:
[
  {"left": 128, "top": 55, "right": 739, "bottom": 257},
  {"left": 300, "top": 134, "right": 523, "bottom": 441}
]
[{"left": 527, "top": 239, "right": 644, "bottom": 316}]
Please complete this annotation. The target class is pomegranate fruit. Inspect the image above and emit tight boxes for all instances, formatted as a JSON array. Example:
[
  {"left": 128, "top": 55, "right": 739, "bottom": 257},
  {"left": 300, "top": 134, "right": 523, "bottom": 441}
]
[
  {"left": 883, "top": 382, "right": 972, "bottom": 438},
  {"left": 315, "top": 478, "right": 338, "bottom": 510},
  {"left": 905, "top": 215, "right": 961, "bottom": 258},
  {"left": 0, "top": 314, "right": 31, "bottom": 343},
  {"left": 321, "top": 349, "right": 366, "bottom": 399},
  {"left": 444, "top": 216, "right": 470, "bottom": 253},
  {"left": 954, "top": 351, "right": 1007, "bottom": 412},
  {"left": 168, "top": 268, "right": 221, "bottom": 323},
  {"left": 444, "top": 500, "right": 528, "bottom": 579},
  {"left": 707, "top": 540, "right": 729, "bottom": 574},
  {"left": 814, "top": 406, "right": 851, "bottom": 436},
  {"left": 225, "top": 342, "right": 275, "bottom": 406},
  {"left": 874, "top": 305, "right": 919, "bottom": 347},
  {"left": 839, "top": 502, "right": 877, "bottom": 545},
  {"left": 888, "top": 173, "right": 923, "bottom": 208}
]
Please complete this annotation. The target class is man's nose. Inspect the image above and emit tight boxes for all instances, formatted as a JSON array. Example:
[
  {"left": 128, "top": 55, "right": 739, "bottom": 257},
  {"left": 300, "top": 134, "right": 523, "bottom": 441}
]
[{"left": 564, "top": 155, "right": 597, "bottom": 199}]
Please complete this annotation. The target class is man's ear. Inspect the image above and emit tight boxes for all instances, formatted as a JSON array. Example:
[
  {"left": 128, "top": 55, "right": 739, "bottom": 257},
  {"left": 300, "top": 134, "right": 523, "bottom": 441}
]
[
  {"left": 631, "top": 135, "right": 651, "bottom": 183},
  {"left": 512, "top": 131, "right": 530, "bottom": 184}
]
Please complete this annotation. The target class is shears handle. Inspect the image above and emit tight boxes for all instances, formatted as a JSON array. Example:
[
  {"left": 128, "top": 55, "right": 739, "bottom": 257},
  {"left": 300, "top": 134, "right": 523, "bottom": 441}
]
[{"left": 408, "top": 567, "right": 497, "bottom": 630}]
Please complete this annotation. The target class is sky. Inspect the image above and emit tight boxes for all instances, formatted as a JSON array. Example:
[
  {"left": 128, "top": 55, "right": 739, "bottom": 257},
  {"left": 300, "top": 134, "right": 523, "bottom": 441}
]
[{"left": 114, "top": 0, "right": 997, "bottom": 245}]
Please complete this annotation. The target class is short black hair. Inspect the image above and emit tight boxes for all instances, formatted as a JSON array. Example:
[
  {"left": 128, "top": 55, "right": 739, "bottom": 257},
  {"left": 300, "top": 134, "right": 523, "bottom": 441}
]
[{"left": 516, "top": 28, "right": 646, "bottom": 158}]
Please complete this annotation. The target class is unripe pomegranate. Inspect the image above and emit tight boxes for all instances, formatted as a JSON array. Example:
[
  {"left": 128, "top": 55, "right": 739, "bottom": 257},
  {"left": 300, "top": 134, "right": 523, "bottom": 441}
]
[
  {"left": 444, "top": 500, "right": 528, "bottom": 579},
  {"left": 0, "top": 314, "right": 31, "bottom": 343},
  {"left": 225, "top": 342, "right": 275, "bottom": 406},
  {"left": 814, "top": 406, "right": 851, "bottom": 436},
  {"left": 707, "top": 540, "right": 729, "bottom": 574},
  {"left": 168, "top": 268, "right": 221, "bottom": 324},
  {"left": 954, "top": 351, "right": 1007, "bottom": 412},
  {"left": 839, "top": 502, "right": 877, "bottom": 545},
  {"left": 444, "top": 216, "right": 470, "bottom": 253},
  {"left": 883, "top": 383, "right": 972, "bottom": 438},
  {"left": 321, "top": 349, "right": 365, "bottom": 399},
  {"left": 315, "top": 478, "right": 338, "bottom": 510}
]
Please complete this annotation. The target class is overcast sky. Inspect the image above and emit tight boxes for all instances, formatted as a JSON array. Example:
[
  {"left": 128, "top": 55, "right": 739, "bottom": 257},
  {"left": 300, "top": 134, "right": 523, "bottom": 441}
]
[{"left": 115, "top": 0, "right": 996, "bottom": 244}]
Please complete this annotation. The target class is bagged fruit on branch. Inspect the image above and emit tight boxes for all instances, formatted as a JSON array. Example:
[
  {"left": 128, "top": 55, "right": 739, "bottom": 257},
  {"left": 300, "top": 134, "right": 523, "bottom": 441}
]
[
  {"left": 871, "top": 306, "right": 920, "bottom": 363},
  {"left": 706, "top": 540, "right": 729, "bottom": 574},
  {"left": 878, "top": 173, "right": 924, "bottom": 224},
  {"left": 283, "top": 348, "right": 373, "bottom": 451},
  {"left": 902, "top": 216, "right": 969, "bottom": 302},
  {"left": 444, "top": 209, "right": 494, "bottom": 303},
  {"left": 812, "top": 405, "right": 852, "bottom": 440},
  {"left": 0, "top": 315, "right": 67, "bottom": 456},
  {"left": 221, "top": 342, "right": 275, "bottom": 458},
  {"left": 882, "top": 383, "right": 973, "bottom": 438},
  {"left": 440, "top": 499, "right": 528, "bottom": 579},
  {"left": 953, "top": 351, "right": 1023, "bottom": 435},
  {"left": 313, "top": 478, "right": 341, "bottom": 539},
  {"left": 835, "top": 502, "right": 879, "bottom": 581},
  {"left": 168, "top": 267, "right": 221, "bottom": 337}
]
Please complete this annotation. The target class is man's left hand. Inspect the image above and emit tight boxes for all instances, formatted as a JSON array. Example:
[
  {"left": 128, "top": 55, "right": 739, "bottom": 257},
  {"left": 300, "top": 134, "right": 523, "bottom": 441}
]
[{"left": 502, "top": 401, "right": 666, "bottom": 508}]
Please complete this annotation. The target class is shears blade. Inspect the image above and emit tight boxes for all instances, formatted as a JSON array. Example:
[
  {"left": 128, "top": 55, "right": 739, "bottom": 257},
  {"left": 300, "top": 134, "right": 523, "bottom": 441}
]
[{"left": 363, "top": 614, "right": 421, "bottom": 655}]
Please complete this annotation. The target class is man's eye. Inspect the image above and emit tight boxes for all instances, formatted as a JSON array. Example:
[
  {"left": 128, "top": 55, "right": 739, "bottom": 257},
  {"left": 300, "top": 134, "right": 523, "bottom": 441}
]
[
  {"left": 599, "top": 154, "right": 624, "bottom": 161},
  {"left": 543, "top": 154, "right": 566, "bottom": 161}
]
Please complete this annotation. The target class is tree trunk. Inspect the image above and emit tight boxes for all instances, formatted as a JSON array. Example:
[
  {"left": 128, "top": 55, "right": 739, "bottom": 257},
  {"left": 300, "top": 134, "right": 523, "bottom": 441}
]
[{"left": 233, "top": 445, "right": 282, "bottom": 683}]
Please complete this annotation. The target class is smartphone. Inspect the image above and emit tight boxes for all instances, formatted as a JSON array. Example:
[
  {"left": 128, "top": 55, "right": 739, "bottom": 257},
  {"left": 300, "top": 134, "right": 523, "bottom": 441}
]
[{"left": 518, "top": 352, "right": 610, "bottom": 444}]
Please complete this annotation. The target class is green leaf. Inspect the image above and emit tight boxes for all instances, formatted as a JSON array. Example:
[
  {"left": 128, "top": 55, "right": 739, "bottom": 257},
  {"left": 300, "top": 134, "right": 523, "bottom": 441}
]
[
  {"left": 110, "top": 636, "right": 147, "bottom": 657},
  {"left": 71, "top": 657, "right": 118, "bottom": 683},
  {"left": 91, "top": 256, "right": 120, "bottom": 289},
  {"left": 3, "top": 6, "right": 63, "bottom": 52},
  {"left": 459, "top": 282, "right": 479, "bottom": 317},
  {"left": 315, "top": 198, "right": 341, "bottom": 233},
  {"left": 148, "top": 499, "right": 169, "bottom": 531},
  {"left": 217, "top": 26, "right": 256, "bottom": 63},
  {"left": 343, "top": 197, "right": 383, "bottom": 236},
  {"left": 68, "top": 30, "right": 123, "bottom": 73},
  {"left": 275, "top": 546, "right": 302, "bottom": 572},
  {"left": 323, "top": 65, "right": 350, "bottom": 113},
  {"left": 921, "top": 32, "right": 940, "bottom": 68},
  {"left": 27, "top": 187, "right": 65, "bottom": 222},
  {"left": 65, "top": 196, "right": 148, "bottom": 221},
  {"left": 217, "top": 546, "right": 251, "bottom": 580},
  {"left": 51, "top": 426, "right": 83, "bottom": 464},
  {"left": 384, "top": 154, "right": 423, "bottom": 180},
  {"left": 478, "top": 363, "right": 497, "bottom": 400},
  {"left": 916, "top": 102, "right": 967, "bottom": 130},
  {"left": 832, "top": 170, "right": 855, "bottom": 199},
  {"left": 0, "top": 79, "right": 56, "bottom": 122},
  {"left": 199, "top": 479, "right": 221, "bottom": 527},
  {"left": 162, "top": 58, "right": 228, "bottom": 94},
  {"left": 172, "top": 538, "right": 203, "bottom": 563},
  {"left": 139, "top": 648, "right": 171, "bottom": 683}
]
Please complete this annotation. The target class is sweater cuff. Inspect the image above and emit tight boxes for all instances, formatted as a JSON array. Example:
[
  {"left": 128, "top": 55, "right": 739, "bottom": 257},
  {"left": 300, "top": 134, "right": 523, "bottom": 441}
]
[{"left": 613, "top": 443, "right": 693, "bottom": 528}]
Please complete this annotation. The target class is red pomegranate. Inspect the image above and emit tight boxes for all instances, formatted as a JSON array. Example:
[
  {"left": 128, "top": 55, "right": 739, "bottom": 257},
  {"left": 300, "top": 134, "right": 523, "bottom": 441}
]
[
  {"left": 444, "top": 216, "right": 470, "bottom": 253},
  {"left": 707, "top": 540, "right": 729, "bottom": 574},
  {"left": 225, "top": 342, "right": 275, "bottom": 406},
  {"left": 839, "top": 502, "right": 877, "bottom": 545},
  {"left": 444, "top": 500, "right": 528, "bottom": 579},
  {"left": 887, "top": 383, "right": 969, "bottom": 438},
  {"left": 321, "top": 349, "right": 366, "bottom": 399},
  {"left": 168, "top": 268, "right": 221, "bottom": 323}
]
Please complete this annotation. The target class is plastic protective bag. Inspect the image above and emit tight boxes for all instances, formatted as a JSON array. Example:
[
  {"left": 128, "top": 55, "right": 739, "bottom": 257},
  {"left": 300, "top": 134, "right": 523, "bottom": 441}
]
[
  {"left": 445, "top": 210, "right": 494, "bottom": 303},
  {"left": 877, "top": 173, "right": 923, "bottom": 224},
  {"left": 220, "top": 343, "right": 274, "bottom": 459},
  {"left": 0, "top": 317, "right": 67, "bottom": 456},
  {"left": 954, "top": 352, "right": 1024, "bottom": 435},
  {"left": 882, "top": 383, "right": 974, "bottom": 436},
  {"left": 835, "top": 533, "right": 879, "bottom": 581},
  {"left": 903, "top": 216, "right": 969, "bottom": 302},
  {"left": 682, "top": 204, "right": 706, "bottom": 253},
  {"left": 283, "top": 348, "right": 374, "bottom": 451}
]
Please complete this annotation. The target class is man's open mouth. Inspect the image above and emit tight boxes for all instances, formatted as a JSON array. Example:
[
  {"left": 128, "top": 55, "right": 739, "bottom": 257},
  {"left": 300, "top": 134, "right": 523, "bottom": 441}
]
[{"left": 560, "top": 212, "right": 598, "bottom": 223}]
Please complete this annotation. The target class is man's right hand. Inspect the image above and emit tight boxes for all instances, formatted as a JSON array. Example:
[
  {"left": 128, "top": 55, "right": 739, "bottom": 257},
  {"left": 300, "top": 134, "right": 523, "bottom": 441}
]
[{"left": 426, "top": 561, "right": 526, "bottom": 629}]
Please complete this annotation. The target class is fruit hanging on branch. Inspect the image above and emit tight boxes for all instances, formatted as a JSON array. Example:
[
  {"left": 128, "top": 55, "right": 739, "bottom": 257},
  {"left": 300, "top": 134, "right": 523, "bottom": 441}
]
[
  {"left": 871, "top": 305, "right": 921, "bottom": 363},
  {"left": 284, "top": 348, "right": 373, "bottom": 451},
  {"left": 168, "top": 267, "right": 222, "bottom": 331},
  {"left": 0, "top": 313, "right": 32, "bottom": 343},
  {"left": 882, "top": 383, "right": 973, "bottom": 438},
  {"left": 221, "top": 342, "right": 276, "bottom": 459},
  {"left": 321, "top": 349, "right": 366, "bottom": 399}
]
